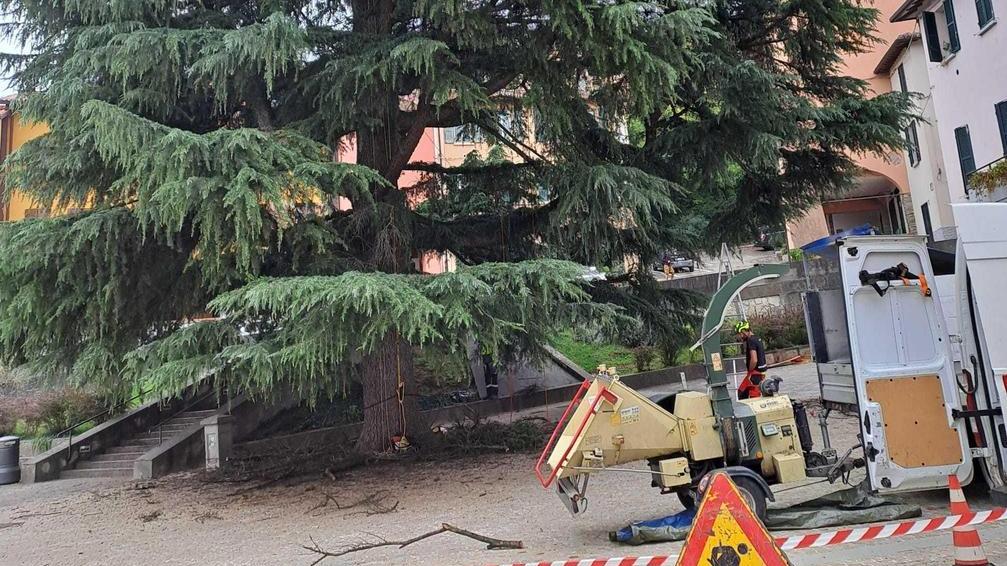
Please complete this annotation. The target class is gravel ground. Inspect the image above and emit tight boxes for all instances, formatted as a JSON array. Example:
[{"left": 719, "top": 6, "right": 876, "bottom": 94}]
[{"left": 0, "top": 362, "right": 993, "bottom": 566}]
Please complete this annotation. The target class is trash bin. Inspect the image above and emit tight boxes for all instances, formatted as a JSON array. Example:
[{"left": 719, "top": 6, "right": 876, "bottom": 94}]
[{"left": 0, "top": 436, "right": 21, "bottom": 485}]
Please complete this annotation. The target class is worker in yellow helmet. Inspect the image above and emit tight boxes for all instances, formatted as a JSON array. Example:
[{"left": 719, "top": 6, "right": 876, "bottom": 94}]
[{"left": 734, "top": 320, "right": 767, "bottom": 400}]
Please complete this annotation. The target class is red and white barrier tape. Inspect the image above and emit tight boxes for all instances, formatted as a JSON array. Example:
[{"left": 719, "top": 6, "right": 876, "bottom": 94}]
[
  {"left": 493, "top": 507, "right": 1007, "bottom": 566},
  {"left": 496, "top": 558, "right": 672, "bottom": 566},
  {"left": 775, "top": 507, "right": 1007, "bottom": 550}
]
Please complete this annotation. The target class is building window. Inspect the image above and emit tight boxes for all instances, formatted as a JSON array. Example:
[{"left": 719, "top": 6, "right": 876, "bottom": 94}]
[
  {"left": 945, "top": 0, "right": 961, "bottom": 53},
  {"left": 923, "top": 2, "right": 961, "bottom": 61},
  {"left": 905, "top": 122, "right": 922, "bottom": 166},
  {"left": 897, "top": 64, "right": 908, "bottom": 92},
  {"left": 444, "top": 125, "right": 485, "bottom": 145},
  {"left": 954, "top": 125, "right": 976, "bottom": 189},
  {"left": 996, "top": 101, "right": 1007, "bottom": 155},
  {"left": 496, "top": 109, "right": 527, "bottom": 141},
  {"left": 921, "top": 202, "right": 934, "bottom": 240},
  {"left": 976, "top": 0, "right": 995, "bottom": 27}
]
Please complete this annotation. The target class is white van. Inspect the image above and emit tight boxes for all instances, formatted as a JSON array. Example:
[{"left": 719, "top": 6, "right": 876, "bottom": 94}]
[{"left": 803, "top": 203, "right": 1007, "bottom": 495}]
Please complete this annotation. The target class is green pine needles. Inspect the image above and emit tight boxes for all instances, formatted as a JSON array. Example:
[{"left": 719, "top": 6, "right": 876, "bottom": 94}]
[{"left": 0, "top": 0, "right": 912, "bottom": 451}]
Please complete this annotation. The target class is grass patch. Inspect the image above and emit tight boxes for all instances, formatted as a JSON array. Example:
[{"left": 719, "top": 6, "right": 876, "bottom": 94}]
[
  {"left": 549, "top": 332, "right": 664, "bottom": 374},
  {"left": 550, "top": 332, "right": 705, "bottom": 374}
]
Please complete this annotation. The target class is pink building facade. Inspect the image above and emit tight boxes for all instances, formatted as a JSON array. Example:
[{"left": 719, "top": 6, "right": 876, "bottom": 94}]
[{"left": 787, "top": 0, "right": 917, "bottom": 248}]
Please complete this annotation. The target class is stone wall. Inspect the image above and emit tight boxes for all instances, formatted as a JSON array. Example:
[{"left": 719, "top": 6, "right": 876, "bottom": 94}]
[{"left": 660, "top": 259, "right": 841, "bottom": 306}]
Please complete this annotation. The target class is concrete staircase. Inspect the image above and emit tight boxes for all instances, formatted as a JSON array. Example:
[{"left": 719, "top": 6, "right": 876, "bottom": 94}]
[{"left": 60, "top": 409, "right": 218, "bottom": 479}]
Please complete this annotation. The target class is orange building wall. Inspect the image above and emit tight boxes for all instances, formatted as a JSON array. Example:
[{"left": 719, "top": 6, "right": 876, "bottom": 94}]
[
  {"left": 841, "top": 0, "right": 914, "bottom": 195},
  {"left": 4, "top": 116, "right": 50, "bottom": 221},
  {"left": 842, "top": 0, "right": 914, "bottom": 195}
]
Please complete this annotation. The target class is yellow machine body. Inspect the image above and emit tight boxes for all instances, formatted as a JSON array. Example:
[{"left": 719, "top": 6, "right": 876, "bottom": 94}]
[
  {"left": 543, "top": 377, "right": 805, "bottom": 486},
  {"left": 546, "top": 377, "right": 693, "bottom": 477}
]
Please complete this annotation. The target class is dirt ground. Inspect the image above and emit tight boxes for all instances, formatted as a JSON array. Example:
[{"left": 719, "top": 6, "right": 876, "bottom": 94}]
[{"left": 0, "top": 363, "right": 982, "bottom": 566}]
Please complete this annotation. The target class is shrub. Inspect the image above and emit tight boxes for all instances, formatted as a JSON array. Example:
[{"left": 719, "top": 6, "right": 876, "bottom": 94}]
[
  {"left": 745, "top": 305, "right": 808, "bottom": 350},
  {"left": 632, "top": 346, "right": 657, "bottom": 373},
  {"left": 970, "top": 160, "right": 1007, "bottom": 195},
  {"left": 0, "top": 410, "right": 14, "bottom": 436},
  {"left": 27, "top": 388, "right": 103, "bottom": 435},
  {"left": 414, "top": 346, "right": 471, "bottom": 392}
]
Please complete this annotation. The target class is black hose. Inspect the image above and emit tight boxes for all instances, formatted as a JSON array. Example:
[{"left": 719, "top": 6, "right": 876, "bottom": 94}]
[
  {"left": 959, "top": 368, "right": 979, "bottom": 395},
  {"left": 967, "top": 270, "right": 1007, "bottom": 484}
]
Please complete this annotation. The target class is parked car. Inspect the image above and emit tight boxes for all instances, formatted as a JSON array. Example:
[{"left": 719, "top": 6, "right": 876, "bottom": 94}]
[{"left": 653, "top": 251, "right": 696, "bottom": 273}]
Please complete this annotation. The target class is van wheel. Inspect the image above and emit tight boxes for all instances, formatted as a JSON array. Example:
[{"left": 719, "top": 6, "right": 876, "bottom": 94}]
[{"left": 733, "top": 476, "right": 768, "bottom": 520}]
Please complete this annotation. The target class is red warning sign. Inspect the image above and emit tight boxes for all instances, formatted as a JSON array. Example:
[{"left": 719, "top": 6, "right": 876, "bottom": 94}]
[{"left": 676, "top": 472, "right": 792, "bottom": 566}]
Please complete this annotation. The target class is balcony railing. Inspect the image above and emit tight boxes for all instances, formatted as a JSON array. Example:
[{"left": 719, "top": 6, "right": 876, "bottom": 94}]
[{"left": 967, "top": 155, "right": 1007, "bottom": 201}]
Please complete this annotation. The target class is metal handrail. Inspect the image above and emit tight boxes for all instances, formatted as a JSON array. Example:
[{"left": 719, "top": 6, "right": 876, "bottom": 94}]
[
  {"left": 56, "top": 389, "right": 150, "bottom": 459},
  {"left": 149, "top": 389, "right": 221, "bottom": 445},
  {"left": 53, "top": 389, "right": 149, "bottom": 440},
  {"left": 967, "top": 155, "right": 1007, "bottom": 196}
]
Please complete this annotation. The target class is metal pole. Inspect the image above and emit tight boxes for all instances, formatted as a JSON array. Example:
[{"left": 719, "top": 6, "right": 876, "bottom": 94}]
[{"left": 698, "top": 263, "right": 790, "bottom": 420}]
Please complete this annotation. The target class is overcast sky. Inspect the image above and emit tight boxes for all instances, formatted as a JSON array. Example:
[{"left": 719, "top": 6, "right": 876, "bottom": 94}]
[{"left": 0, "top": 17, "right": 22, "bottom": 96}]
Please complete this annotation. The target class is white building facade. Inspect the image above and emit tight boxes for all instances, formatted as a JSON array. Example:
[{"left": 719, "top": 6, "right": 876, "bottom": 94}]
[
  {"left": 891, "top": 0, "right": 1007, "bottom": 202},
  {"left": 877, "top": 33, "right": 957, "bottom": 241}
]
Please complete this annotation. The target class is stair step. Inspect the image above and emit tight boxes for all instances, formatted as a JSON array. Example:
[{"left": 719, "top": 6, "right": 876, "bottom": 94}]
[
  {"left": 180, "top": 409, "right": 219, "bottom": 417},
  {"left": 163, "top": 420, "right": 201, "bottom": 427},
  {"left": 151, "top": 420, "right": 196, "bottom": 429},
  {"left": 61, "top": 467, "right": 132, "bottom": 479},
  {"left": 134, "top": 432, "right": 188, "bottom": 441},
  {"left": 108, "top": 444, "right": 155, "bottom": 453},
  {"left": 88, "top": 452, "right": 142, "bottom": 463},
  {"left": 77, "top": 459, "right": 138, "bottom": 470},
  {"left": 105, "top": 445, "right": 150, "bottom": 455}
]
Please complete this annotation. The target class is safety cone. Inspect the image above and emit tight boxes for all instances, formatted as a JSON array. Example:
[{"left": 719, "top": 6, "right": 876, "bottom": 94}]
[{"left": 948, "top": 474, "right": 991, "bottom": 566}]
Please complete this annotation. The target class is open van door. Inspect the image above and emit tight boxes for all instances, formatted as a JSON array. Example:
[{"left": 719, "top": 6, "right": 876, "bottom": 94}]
[
  {"left": 953, "top": 203, "right": 1007, "bottom": 490},
  {"left": 838, "top": 235, "right": 972, "bottom": 492}
]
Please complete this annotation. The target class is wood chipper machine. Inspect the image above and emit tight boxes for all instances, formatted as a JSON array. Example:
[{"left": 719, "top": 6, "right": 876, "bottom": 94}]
[{"left": 535, "top": 264, "right": 848, "bottom": 519}]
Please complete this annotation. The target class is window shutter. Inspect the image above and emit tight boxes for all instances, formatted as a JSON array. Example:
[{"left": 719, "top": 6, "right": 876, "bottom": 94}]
[
  {"left": 945, "top": 0, "right": 961, "bottom": 53},
  {"left": 908, "top": 122, "right": 921, "bottom": 166},
  {"left": 976, "top": 0, "right": 995, "bottom": 27},
  {"left": 923, "top": 13, "right": 944, "bottom": 62},
  {"left": 996, "top": 101, "right": 1007, "bottom": 155},
  {"left": 955, "top": 126, "right": 976, "bottom": 189}
]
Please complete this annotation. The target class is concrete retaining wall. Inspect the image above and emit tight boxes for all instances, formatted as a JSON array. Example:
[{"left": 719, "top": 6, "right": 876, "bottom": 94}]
[
  {"left": 234, "top": 345, "right": 811, "bottom": 458},
  {"left": 236, "top": 362, "right": 711, "bottom": 456}
]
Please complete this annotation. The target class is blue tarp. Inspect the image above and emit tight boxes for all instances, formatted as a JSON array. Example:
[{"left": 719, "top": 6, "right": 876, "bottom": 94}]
[
  {"left": 800, "top": 224, "right": 874, "bottom": 256},
  {"left": 610, "top": 482, "right": 922, "bottom": 546},
  {"left": 611, "top": 508, "right": 696, "bottom": 545}
]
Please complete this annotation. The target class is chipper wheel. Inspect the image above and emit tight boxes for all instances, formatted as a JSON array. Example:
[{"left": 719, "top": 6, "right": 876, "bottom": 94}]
[
  {"left": 731, "top": 476, "right": 768, "bottom": 520},
  {"left": 676, "top": 488, "right": 697, "bottom": 510},
  {"left": 687, "top": 475, "right": 768, "bottom": 520}
]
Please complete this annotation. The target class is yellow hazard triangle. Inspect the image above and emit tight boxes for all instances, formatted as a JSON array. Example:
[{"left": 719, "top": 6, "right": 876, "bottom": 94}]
[{"left": 676, "top": 472, "right": 792, "bottom": 566}]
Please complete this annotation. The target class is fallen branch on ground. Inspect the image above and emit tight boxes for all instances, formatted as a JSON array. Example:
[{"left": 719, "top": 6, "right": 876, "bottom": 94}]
[
  {"left": 10, "top": 511, "right": 61, "bottom": 520},
  {"left": 303, "top": 523, "right": 523, "bottom": 564},
  {"left": 307, "top": 490, "right": 399, "bottom": 516},
  {"left": 139, "top": 510, "right": 162, "bottom": 523},
  {"left": 227, "top": 467, "right": 295, "bottom": 497}
]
